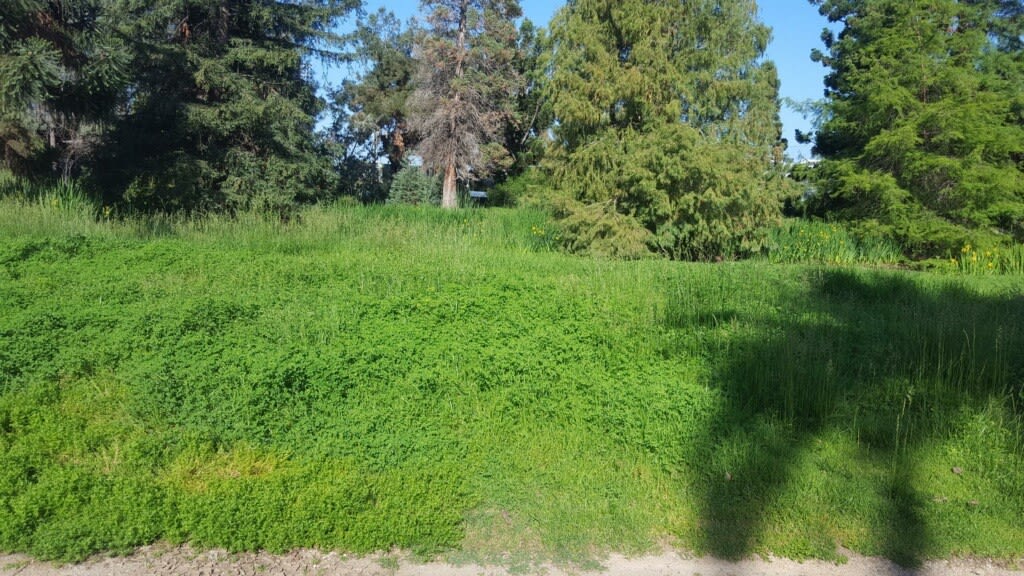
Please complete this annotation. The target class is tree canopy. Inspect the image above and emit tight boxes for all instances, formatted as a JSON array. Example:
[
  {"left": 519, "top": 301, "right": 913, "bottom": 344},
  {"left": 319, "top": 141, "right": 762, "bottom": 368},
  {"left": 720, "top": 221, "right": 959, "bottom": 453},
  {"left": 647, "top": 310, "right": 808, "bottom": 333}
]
[
  {"left": 2, "top": 0, "right": 359, "bottom": 212},
  {"left": 0, "top": 0, "right": 130, "bottom": 176},
  {"left": 544, "top": 0, "right": 787, "bottom": 259},
  {"left": 93, "top": 0, "right": 358, "bottom": 212},
  {"left": 808, "top": 0, "right": 1024, "bottom": 256},
  {"left": 2, "top": 0, "right": 1021, "bottom": 262},
  {"left": 333, "top": 7, "right": 418, "bottom": 194}
]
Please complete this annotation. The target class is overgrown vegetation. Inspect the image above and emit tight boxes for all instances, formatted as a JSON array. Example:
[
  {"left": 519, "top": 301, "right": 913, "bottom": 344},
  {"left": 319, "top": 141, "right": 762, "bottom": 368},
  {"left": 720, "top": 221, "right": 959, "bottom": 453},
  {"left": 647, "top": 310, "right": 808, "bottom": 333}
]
[
  {"left": 2, "top": 0, "right": 358, "bottom": 212},
  {"left": 4, "top": 1, "right": 1020, "bottom": 261},
  {"left": 2, "top": 0, "right": 1023, "bottom": 563},
  {"left": 1, "top": 198, "right": 1022, "bottom": 566},
  {"left": 762, "top": 220, "right": 903, "bottom": 266}
]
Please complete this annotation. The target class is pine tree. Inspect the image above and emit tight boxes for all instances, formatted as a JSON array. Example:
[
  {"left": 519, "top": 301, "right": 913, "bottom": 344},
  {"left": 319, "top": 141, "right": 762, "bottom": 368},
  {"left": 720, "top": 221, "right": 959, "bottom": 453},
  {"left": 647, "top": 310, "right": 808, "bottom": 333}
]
[
  {"left": 92, "top": 0, "right": 358, "bottom": 212},
  {"left": 386, "top": 163, "right": 441, "bottom": 205},
  {"left": 338, "top": 9, "right": 417, "bottom": 169},
  {"left": 503, "top": 18, "right": 551, "bottom": 174},
  {"left": 332, "top": 9, "right": 418, "bottom": 201},
  {"left": 409, "top": 0, "right": 523, "bottom": 209},
  {"left": 0, "top": 0, "right": 130, "bottom": 177},
  {"left": 546, "top": 0, "right": 786, "bottom": 260},
  {"left": 809, "top": 0, "right": 1024, "bottom": 255}
]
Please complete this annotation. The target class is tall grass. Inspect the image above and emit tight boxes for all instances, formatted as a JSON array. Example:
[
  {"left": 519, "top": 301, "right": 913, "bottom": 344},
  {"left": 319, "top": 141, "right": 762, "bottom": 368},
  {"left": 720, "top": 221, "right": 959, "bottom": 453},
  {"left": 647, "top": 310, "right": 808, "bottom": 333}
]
[
  {"left": 762, "top": 219, "right": 903, "bottom": 266},
  {"left": 0, "top": 177, "right": 112, "bottom": 238},
  {"left": 1, "top": 186, "right": 1023, "bottom": 566},
  {"left": 945, "top": 242, "right": 1024, "bottom": 276}
]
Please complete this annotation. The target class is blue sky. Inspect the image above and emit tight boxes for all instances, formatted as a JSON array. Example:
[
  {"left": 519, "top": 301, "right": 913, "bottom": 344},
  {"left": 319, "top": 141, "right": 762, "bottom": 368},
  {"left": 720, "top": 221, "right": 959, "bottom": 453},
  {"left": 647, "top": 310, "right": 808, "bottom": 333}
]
[{"left": 336, "top": 1, "right": 833, "bottom": 159}]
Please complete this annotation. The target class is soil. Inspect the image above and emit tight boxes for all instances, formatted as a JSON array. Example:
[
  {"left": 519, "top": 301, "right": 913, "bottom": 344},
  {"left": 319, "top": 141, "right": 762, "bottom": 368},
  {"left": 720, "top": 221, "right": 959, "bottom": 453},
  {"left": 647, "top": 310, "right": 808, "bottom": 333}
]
[{"left": 2, "top": 546, "right": 1022, "bottom": 576}]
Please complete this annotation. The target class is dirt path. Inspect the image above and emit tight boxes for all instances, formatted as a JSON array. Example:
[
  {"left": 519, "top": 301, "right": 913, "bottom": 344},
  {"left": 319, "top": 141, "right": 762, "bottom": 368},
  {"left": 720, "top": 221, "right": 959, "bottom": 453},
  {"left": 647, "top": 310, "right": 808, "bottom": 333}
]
[{"left": 2, "top": 547, "right": 1022, "bottom": 576}]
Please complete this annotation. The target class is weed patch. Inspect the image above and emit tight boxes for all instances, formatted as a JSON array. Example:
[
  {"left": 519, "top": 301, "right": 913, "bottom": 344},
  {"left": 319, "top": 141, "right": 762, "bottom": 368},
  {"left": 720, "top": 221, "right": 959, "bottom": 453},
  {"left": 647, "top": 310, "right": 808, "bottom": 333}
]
[{"left": 0, "top": 203, "right": 1022, "bottom": 565}]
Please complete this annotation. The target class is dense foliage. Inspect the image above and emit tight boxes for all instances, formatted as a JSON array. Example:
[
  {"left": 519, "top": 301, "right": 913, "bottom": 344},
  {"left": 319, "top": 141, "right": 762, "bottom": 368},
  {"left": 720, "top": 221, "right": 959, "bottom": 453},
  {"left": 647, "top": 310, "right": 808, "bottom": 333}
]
[
  {"left": 2, "top": 0, "right": 358, "bottom": 212},
  {"left": 1, "top": 200, "right": 1022, "bottom": 564},
  {"left": 0, "top": 0, "right": 130, "bottom": 176},
  {"left": 92, "top": 0, "right": 357, "bottom": 212},
  {"left": 544, "top": 0, "right": 788, "bottom": 260},
  {"left": 503, "top": 19, "right": 551, "bottom": 174},
  {"left": 808, "top": 0, "right": 1024, "bottom": 257},
  {"left": 333, "top": 8, "right": 418, "bottom": 202},
  {"left": 4, "top": 1, "right": 1024, "bottom": 566},
  {"left": 3, "top": 0, "right": 1021, "bottom": 259},
  {"left": 386, "top": 164, "right": 440, "bottom": 206}
]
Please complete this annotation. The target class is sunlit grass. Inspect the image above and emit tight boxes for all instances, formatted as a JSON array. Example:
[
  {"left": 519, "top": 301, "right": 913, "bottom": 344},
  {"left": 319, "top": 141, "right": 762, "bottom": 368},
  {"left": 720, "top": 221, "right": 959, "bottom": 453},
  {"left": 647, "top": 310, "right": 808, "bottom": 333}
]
[
  {"left": 762, "top": 219, "right": 904, "bottom": 266},
  {"left": 1, "top": 187, "right": 1022, "bottom": 567},
  {"left": 945, "top": 242, "right": 1024, "bottom": 276}
]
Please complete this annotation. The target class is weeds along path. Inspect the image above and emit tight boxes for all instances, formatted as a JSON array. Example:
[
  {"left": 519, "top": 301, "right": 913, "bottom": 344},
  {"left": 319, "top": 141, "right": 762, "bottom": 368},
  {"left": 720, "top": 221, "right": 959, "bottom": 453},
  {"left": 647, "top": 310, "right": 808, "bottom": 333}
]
[{"left": 1, "top": 549, "right": 1023, "bottom": 576}]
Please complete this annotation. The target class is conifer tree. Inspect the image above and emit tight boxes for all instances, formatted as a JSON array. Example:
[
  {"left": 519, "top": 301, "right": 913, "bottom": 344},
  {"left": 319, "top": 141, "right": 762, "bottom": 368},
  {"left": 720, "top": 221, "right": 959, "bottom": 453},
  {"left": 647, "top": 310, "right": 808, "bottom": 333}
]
[
  {"left": 409, "top": 0, "right": 523, "bottom": 209},
  {"left": 0, "top": 0, "right": 129, "bottom": 176},
  {"left": 546, "top": 0, "right": 786, "bottom": 260},
  {"left": 92, "top": 0, "right": 358, "bottom": 212},
  {"left": 809, "top": 0, "right": 1024, "bottom": 255},
  {"left": 336, "top": 9, "right": 417, "bottom": 173},
  {"left": 332, "top": 9, "right": 418, "bottom": 201},
  {"left": 504, "top": 18, "right": 551, "bottom": 173}
]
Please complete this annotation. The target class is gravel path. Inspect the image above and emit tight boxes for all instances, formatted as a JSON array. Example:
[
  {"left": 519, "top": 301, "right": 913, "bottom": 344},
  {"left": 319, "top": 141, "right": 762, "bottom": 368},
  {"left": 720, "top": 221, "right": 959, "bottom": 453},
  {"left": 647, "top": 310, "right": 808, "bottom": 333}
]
[{"left": 2, "top": 547, "right": 1022, "bottom": 576}]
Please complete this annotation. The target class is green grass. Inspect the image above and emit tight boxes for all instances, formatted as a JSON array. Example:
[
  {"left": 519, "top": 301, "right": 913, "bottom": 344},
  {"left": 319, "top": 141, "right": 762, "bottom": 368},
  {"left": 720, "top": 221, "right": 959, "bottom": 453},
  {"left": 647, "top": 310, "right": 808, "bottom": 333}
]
[
  {"left": 946, "top": 242, "right": 1024, "bottom": 276},
  {"left": 1, "top": 195, "right": 1023, "bottom": 567},
  {"left": 762, "top": 219, "right": 904, "bottom": 266}
]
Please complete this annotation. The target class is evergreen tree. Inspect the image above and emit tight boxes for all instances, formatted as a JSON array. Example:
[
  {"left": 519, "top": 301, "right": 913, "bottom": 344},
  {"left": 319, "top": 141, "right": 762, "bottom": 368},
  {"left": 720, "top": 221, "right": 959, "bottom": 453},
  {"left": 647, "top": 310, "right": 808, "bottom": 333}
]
[
  {"left": 386, "top": 163, "right": 440, "bottom": 205},
  {"left": 409, "top": 0, "right": 524, "bottom": 209},
  {"left": 0, "top": 0, "right": 129, "bottom": 177},
  {"left": 92, "top": 0, "right": 358, "bottom": 212},
  {"left": 337, "top": 9, "right": 417, "bottom": 170},
  {"left": 332, "top": 9, "right": 417, "bottom": 202},
  {"left": 546, "top": 0, "right": 786, "bottom": 260},
  {"left": 503, "top": 18, "right": 551, "bottom": 174},
  {"left": 809, "top": 0, "right": 1024, "bottom": 256}
]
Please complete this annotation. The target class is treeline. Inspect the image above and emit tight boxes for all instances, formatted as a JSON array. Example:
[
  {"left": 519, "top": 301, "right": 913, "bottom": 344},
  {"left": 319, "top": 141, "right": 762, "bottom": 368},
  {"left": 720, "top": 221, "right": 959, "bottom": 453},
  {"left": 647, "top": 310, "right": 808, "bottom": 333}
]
[
  {"left": 1, "top": 0, "right": 356, "bottom": 212},
  {"left": 2, "top": 0, "right": 1022, "bottom": 259}
]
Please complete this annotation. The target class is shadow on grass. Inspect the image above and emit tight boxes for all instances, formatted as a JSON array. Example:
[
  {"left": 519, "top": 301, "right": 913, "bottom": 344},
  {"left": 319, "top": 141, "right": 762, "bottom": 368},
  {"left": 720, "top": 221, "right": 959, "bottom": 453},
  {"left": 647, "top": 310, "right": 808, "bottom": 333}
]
[{"left": 668, "top": 268, "right": 1024, "bottom": 565}]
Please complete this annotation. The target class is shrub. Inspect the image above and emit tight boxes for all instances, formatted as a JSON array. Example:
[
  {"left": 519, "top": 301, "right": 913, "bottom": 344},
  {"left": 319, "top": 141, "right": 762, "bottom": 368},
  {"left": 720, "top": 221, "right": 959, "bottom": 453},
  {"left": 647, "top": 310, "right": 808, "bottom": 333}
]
[
  {"left": 386, "top": 165, "right": 440, "bottom": 206},
  {"left": 554, "top": 199, "right": 653, "bottom": 259},
  {"left": 490, "top": 168, "right": 552, "bottom": 207}
]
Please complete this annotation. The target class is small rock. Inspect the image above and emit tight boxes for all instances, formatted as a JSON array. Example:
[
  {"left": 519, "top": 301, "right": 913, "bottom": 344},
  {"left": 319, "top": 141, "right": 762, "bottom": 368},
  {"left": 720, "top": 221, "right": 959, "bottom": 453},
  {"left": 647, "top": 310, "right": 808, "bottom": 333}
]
[
  {"left": 951, "top": 466, "right": 963, "bottom": 475},
  {"left": 725, "top": 472, "right": 732, "bottom": 482},
  {"left": 968, "top": 499, "right": 980, "bottom": 507}
]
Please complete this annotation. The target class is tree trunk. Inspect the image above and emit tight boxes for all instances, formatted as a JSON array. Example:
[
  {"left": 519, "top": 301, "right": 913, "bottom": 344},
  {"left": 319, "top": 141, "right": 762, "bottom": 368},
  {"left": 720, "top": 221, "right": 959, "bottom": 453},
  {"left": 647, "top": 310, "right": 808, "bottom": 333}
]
[
  {"left": 442, "top": 163, "right": 458, "bottom": 208},
  {"left": 439, "top": 0, "right": 469, "bottom": 210}
]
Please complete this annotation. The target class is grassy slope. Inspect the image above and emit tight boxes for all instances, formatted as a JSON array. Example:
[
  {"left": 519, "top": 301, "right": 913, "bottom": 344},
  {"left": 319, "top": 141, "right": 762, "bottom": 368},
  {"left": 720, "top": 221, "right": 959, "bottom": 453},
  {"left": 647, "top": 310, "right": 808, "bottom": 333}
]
[{"left": 1, "top": 201, "right": 1022, "bottom": 566}]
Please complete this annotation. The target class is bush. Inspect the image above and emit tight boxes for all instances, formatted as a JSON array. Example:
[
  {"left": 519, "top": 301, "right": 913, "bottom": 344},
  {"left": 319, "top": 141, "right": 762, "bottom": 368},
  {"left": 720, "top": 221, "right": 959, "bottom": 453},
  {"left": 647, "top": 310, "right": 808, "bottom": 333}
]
[
  {"left": 550, "top": 125, "right": 786, "bottom": 261},
  {"left": 386, "top": 165, "right": 440, "bottom": 206},
  {"left": 554, "top": 199, "right": 653, "bottom": 259},
  {"left": 490, "top": 168, "right": 553, "bottom": 207}
]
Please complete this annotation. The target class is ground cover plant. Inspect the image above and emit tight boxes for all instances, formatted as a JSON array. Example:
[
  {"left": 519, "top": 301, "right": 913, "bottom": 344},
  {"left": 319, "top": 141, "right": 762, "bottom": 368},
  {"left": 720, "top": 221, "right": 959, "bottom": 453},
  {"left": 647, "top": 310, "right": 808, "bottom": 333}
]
[{"left": 1, "top": 195, "right": 1022, "bottom": 566}]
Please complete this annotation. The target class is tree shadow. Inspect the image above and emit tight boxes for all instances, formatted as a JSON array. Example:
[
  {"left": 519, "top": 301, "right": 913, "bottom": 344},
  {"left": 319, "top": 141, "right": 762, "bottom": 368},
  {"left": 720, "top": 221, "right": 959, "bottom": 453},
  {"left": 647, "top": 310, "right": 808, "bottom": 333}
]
[{"left": 667, "top": 268, "right": 1024, "bottom": 565}]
